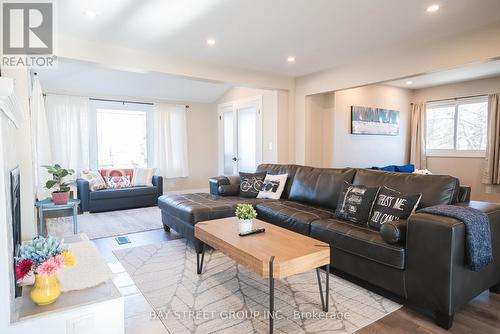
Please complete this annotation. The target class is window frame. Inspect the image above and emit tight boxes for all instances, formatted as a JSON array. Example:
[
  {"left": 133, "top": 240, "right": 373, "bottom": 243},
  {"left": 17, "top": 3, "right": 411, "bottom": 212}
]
[
  {"left": 425, "top": 96, "right": 488, "bottom": 158},
  {"left": 89, "top": 100, "right": 153, "bottom": 169}
]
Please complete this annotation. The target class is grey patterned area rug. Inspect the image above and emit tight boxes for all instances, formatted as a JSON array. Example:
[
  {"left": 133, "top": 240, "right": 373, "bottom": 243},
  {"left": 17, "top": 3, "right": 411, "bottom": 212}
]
[
  {"left": 114, "top": 239, "right": 401, "bottom": 334},
  {"left": 46, "top": 206, "right": 163, "bottom": 239}
]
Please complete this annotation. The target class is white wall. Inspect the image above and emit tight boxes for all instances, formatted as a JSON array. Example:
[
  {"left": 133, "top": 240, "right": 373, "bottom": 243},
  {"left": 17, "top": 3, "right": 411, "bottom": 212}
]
[
  {"left": 332, "top": 85, "right": 412, "bottom": 167},
  {"left": 276, "top": 90, "right": 294, "bottom": 163},
  {"left": 1, "top": 69, "right": 36, "bottom": 239},
  {"left": 412, "top": 75, "right": 500, "bottom": 203},
  {"left": 304, "top": 93, "right": 334, "bottom": 167},
  {"left": 294, "top": 22, "right": 500, "bottom": 164},
  {"left": 0, "top": 111, "right": 12, "bottom": 334},
  {"left": 58, "top": 35, "right": 295, "bottom": 92},
  {"left": 0, "top": 68, "right": 35, "bottom": 333},
  {"left": 304, "top": 85, "right": 412, "bottom": 168}
]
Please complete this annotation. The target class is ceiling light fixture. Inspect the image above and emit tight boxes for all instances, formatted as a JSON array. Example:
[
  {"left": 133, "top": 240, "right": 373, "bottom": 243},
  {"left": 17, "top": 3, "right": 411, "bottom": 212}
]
[
  {"left": 406, "top": 80, "right": 413, "bottom": 85},
  {"left": 287, "top": 56, "right": 295, "bottom": 63},
  {"left": 206, "top": 38, "right": 216, "bottom": 46},
  {"left": 84, "top": 10, "right": 98, "bottom": 18},
  {"left": 426, "top": 4, "right": 440, "bottom": 13}
]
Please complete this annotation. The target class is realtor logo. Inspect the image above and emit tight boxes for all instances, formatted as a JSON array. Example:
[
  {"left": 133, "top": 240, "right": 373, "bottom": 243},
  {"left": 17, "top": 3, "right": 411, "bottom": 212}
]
[{"left": 2, "top": 1, "right": 56, "bottom": 67}]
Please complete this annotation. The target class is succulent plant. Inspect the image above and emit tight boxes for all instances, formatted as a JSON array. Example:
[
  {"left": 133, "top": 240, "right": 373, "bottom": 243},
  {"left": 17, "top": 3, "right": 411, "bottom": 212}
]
[{"left": 17, "top": 236, "right": 67, "bottom": 266}]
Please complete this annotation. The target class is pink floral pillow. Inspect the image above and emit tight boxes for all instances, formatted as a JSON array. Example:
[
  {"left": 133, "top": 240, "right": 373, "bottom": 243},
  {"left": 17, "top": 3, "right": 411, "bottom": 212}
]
[{"left": 104, "top": 176, "right": 131, "bottom": 189}]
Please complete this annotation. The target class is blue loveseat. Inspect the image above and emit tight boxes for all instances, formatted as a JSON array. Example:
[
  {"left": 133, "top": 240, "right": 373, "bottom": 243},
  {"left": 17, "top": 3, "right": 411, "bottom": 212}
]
[{"left": 77, "top": 175, "right": 163, "bottom": 213}]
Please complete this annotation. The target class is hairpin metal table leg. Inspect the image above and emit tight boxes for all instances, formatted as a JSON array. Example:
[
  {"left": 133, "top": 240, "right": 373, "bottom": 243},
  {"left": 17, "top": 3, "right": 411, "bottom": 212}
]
[
  {"left": 325, "top": 263, "right": 329, "bottom": 312},
  {"left": 269, "top": 255, "right": 275, "bottom": 334},
  {"left": 316, "top": 264, "right": 330, "bottom": 312},
  {"left": 196, "top": 243, "right": 205, "bottom": 274}
]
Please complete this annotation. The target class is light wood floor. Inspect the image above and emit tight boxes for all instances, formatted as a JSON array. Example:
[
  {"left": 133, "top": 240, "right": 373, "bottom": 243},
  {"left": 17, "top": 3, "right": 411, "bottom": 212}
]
[
  {"left": 359, "top": 290, "right": 500, "bottom": 334},
  {"left": 93, "top": 229, "right": 500, "bottom": 334}
]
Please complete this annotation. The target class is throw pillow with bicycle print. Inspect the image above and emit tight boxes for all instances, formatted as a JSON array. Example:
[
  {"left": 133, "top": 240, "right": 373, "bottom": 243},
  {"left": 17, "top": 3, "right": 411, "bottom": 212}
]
[{"left": 239, "top": 172, "right": 267, "bottom": 198}]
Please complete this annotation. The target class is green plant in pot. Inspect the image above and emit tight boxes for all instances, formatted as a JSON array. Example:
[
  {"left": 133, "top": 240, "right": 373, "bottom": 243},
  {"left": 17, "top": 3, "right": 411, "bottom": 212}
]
[
  {"left": 235, "top": 203, "right": 257, "bottom": 233},
  {"left": 42, "top": 164, "right": 74, "bottom": 205}
]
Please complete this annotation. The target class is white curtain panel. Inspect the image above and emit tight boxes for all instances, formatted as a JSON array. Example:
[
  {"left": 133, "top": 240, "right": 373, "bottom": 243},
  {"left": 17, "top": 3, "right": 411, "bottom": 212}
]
[
  {"left": 45, "top": 94, "right": 90, "bottom": 177},
  {"left": 409, "top": 102, "right": 427, "bottom": 169},
  {"left": 483, "top": 93, "right": 500, "bottom": 185},
  {"left": 151, "top": 103, "right": 189, "bottom": 178},
  {"left": 30, "top": 76, "right": 53, "bottom": 199}
]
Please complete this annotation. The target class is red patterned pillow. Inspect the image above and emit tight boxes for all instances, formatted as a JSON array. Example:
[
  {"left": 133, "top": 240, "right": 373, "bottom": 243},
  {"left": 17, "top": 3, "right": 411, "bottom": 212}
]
[
  {"left": 104, "top": 176, "right": 131, "bottom": 189},
  {"left": 99, "top": 169, "right": 133, "bottom": 178}
]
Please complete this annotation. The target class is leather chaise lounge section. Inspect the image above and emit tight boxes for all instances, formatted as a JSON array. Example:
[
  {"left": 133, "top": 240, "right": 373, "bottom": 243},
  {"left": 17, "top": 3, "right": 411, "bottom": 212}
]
[{"left": 158, "top": 163, "right": 500, "bottom": 329}]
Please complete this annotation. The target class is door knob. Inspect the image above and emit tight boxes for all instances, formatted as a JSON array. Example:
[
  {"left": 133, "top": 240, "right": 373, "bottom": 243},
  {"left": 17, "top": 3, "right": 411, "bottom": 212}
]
[{"left": 232, "top": 157, "right": 238, "bottom": 161}]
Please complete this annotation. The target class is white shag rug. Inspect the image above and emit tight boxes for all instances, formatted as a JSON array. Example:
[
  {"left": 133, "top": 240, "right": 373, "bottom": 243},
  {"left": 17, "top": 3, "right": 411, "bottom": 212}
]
[
  {"left": 19, "top": 235, "right": 113, "bottom": 292},
  {"left": 114, "top": 239, "right": 401, "bottom": 334},
  {"left": 57, "top": 235, "right": 113, "bottom": 292},
  {"left": 46, "top": 206, "right": 163, "bottom": 239}
]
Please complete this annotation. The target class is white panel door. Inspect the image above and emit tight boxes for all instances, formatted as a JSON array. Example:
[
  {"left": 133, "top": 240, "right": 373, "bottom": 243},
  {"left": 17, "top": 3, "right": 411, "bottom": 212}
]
[
  {"left": 217, "top": 104, "right": 237, "bottom": 175},
  {"left": 222, "top": 107, "right": 236, "bottom": 175},
  {"left": 236, "top": 100, "right": 261, "bottom": 172},
  {"left": 218, "top": 96, "right": 262, "bottom": 174}
]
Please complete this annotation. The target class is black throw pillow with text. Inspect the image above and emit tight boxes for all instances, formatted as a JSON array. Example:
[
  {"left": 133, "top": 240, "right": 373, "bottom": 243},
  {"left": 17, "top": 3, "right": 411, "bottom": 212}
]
[
  {"left": 369, "top": 186, "right": 422, "bottom": 230},
  {"left": 335, "top": 182, "right": 380, "bottom": 224}
]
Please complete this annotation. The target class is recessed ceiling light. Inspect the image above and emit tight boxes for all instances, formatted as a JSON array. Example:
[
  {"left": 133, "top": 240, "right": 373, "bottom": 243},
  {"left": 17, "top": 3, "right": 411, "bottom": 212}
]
[
  {"left": 426, "top": 4, "right": 440, "bottom": 13},
  {"left": 84, "top": 10, "right": 97, "bottom": 18},
  {"left": 406, "top": 80, "right": 413, "bottom": 85},
  {"left": 206, "top": 39, "right": 216, "bottom": 46},
  {"left": 287, "top": 56, "right": 295, "bottom": 63}
]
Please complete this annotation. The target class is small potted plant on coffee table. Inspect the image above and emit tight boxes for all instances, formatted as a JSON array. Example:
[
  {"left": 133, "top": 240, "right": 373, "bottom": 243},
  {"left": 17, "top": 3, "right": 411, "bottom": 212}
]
[
  {"left": 43, "top": 164, "right": 75, "bottom": 205},
  {"left": 235, "top": 203, "right": 257, "bottom": 233}
]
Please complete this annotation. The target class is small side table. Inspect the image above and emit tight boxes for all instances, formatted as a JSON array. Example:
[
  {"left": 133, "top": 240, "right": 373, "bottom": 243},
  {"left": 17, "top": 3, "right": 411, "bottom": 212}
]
[{"left": 35, "top": 198, "right": 81, "bottom": 236}]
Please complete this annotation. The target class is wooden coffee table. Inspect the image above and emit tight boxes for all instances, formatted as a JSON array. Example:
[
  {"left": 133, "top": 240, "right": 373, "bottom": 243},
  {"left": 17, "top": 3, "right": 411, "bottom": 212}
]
[{"left": 194, "top": 217, "right": 331, "bottom": 333}]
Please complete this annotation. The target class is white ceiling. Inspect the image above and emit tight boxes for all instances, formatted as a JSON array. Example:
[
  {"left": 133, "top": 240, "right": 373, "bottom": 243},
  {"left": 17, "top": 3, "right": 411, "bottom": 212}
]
[
  {"left": 36, "top": 60, "right": 233, "bottom": 103},
  {"left": 57, "top": 0, "right": 500, "bottom": 76},
  {"left": 385, "top": 59, "right": 500, "bottom": 89}
]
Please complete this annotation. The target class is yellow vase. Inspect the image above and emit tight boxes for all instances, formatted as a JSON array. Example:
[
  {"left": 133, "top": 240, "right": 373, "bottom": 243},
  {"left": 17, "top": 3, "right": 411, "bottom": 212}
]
[{"left": 30, "top": 274, "right": 61, "bottom": 306}]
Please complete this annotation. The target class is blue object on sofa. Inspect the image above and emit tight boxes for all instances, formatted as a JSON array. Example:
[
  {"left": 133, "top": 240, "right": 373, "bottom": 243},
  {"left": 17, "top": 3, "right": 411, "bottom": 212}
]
[
  {"left": 371, "top": 165, "right": 397, "bottom": 172},
  {"left": 396, "top": 164, "right": 415, "bottom": 173},
  {"left": 371, "top": 164, "right": 415, "bottom": 173},
  {"left": 77, "top": 175, "right": 163, "bottom": 212}
]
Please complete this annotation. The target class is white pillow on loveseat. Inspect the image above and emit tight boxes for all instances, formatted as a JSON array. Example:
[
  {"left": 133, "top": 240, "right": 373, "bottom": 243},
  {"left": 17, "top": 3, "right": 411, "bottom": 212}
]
[{"left": 132, "top": 167, "right": 156, "bottom": 186}]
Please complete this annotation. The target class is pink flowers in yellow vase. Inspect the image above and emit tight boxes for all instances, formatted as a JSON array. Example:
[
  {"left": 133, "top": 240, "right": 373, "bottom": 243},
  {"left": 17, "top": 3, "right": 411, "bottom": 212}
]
[{"left": 37, "top": 255, "right": 65, "bottom": 276}]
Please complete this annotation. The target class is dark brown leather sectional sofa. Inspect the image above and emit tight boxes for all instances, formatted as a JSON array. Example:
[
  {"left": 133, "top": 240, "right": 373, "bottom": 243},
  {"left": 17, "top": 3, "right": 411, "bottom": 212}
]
[{"left": 158, "top": 163, "right": 500, "bottom": 329}]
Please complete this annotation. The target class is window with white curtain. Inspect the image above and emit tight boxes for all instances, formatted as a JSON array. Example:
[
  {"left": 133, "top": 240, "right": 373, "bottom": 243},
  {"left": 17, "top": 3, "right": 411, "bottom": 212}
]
[
  {"left": 426, "top": 96, "right": 488, "bottom": 157},
  {"left": 95, "top": 106, "right": 149, "bottom": 168},
  {"left": 46, "top": 97, "right": 189, "bottom": 178},
  {"left": 90, "top": 100, "right": 153, "bottom": 168}
]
